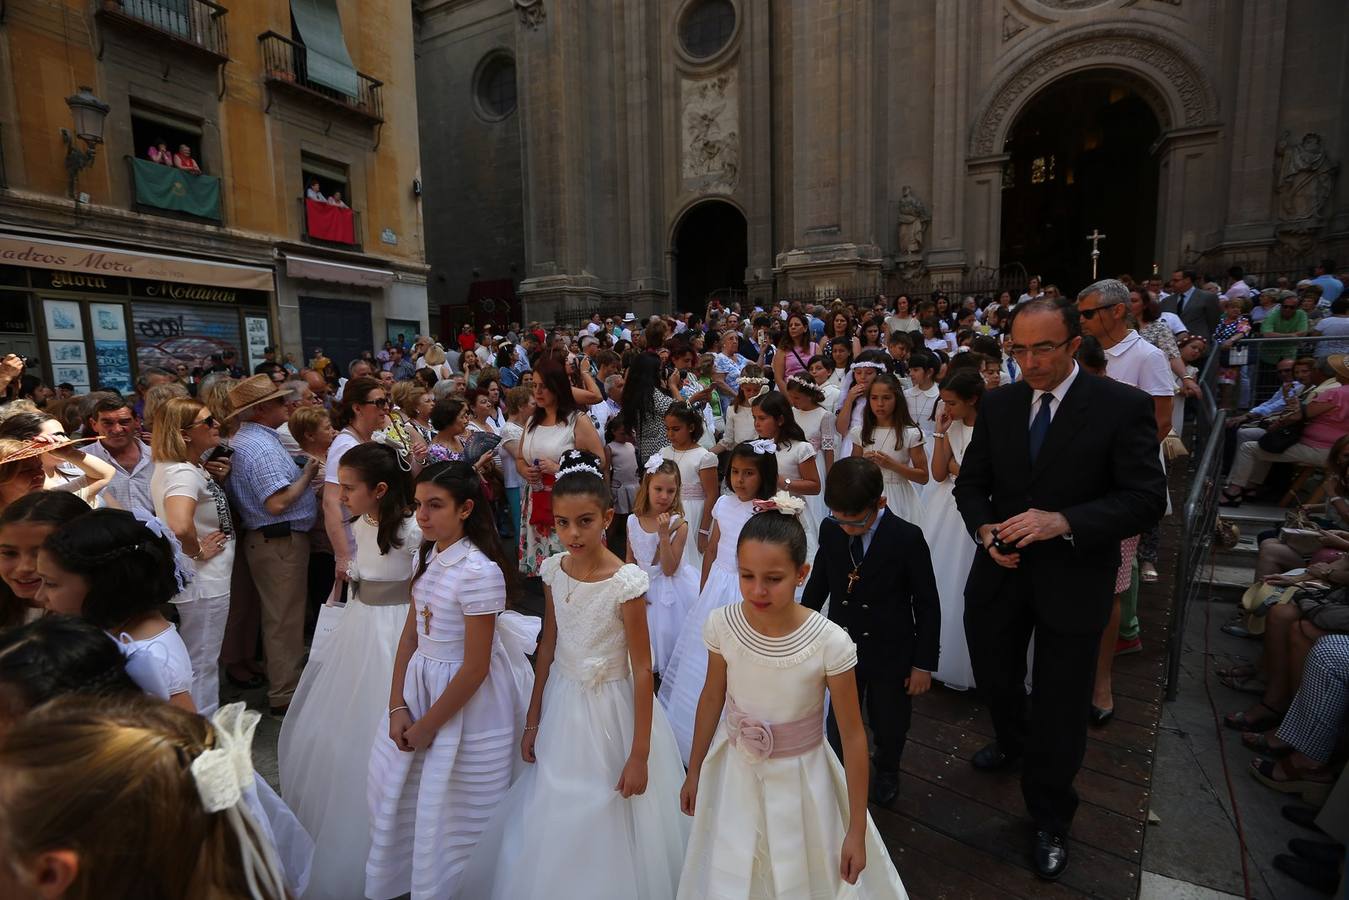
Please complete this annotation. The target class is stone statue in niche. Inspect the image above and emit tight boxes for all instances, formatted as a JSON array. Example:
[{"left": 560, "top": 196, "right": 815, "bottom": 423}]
[
  {"left": 896, "top": 185, "right": 931, "bottom": 259},
  {"left": 682, "top": 73, "right": 739, "bottom": 192},
  {"left": 1275, "top": 131, "right": 1339, "bottom": 250},
  {"left": 514, "top": 0, "right": 546, "bottom": 30}
]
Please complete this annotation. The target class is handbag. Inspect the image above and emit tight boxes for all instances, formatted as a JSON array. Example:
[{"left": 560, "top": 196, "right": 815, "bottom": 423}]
[
  {"left": 1258, "top": 420, "right": 1304, "bottom": 453},
  {"left": 528, "top": 473, "right": 555, "bottom": 528},
  {"left": 1293, "top": 585, "right": 1349, "bottom": 633},
  {"left": 308, "top": 586, "right": 346, "bottom": 665}
]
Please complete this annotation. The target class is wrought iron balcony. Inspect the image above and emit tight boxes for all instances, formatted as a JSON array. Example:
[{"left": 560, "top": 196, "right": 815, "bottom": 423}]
[
  {"left": 95, "top": 0, "right": 229, "bottom": 63},
  {"left": 259, "top": 32, "right": 384, "bottom": 125}
]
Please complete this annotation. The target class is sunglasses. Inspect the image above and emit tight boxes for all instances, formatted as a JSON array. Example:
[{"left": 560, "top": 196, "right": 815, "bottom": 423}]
[
  {"left": 1078, "top": 302, "right": 1121, "bottom": 320},
  {"left": 186, "top": 415, "right": 218, "bottom": 430},
  {"left": 363, "top": 397, "right": 390, "bottom": 409}
]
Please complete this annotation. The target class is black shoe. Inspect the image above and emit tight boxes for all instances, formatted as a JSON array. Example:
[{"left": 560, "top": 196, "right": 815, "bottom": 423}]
[
  {"left": 871, "top": 770, "right": 899, "bottom": 806},
  {"left": 1289, "top": 838, "right": 1346, "bottom": 866},
  {"left": 972, "top": 742, "right": 1021, "bottom": 772},
  {"left": 1089, "top": 706, "right": 1114, "bottom": 727},
  {"left": 1283, "top": 804, "right": 1328, "bottom": 833},
  {"left": 1273, "top": 853, "right": 1339, "bottom": 894},
  {"left": 1033, "top": 830, "right": 1068, "bottom": 881},
  {"left": 225, "top": 670, "right": 264, "bottom": 690}
]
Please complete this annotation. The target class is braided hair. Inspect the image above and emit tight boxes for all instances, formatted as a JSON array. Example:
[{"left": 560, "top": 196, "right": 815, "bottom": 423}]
[
  {"left": 0, "top": 616, "right": 139, "bottom": 719},
  {"left": 41, "top": 509, "right": 181, "bottom": 630}
]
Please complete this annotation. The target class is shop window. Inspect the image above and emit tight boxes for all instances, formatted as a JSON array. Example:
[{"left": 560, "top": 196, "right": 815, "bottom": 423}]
[{"left": 301, "top": 154, "right": 358, "bottom": 246}]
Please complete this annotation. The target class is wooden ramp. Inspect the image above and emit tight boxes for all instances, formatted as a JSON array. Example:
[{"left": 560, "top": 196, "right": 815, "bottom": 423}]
[{"left": 873, "top": 544, "right": 1175, "bottom": 899}]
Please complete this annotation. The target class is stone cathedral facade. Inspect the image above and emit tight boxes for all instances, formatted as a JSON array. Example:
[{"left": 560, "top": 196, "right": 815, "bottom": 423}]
[{"left": 415, "top": 0, "right": 1348, "bottom": 324}]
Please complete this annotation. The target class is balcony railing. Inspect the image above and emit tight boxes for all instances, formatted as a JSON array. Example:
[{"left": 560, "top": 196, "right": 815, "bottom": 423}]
[
  {"left": 259, "top": 32, "right": 384, "bottom": 125},
  {"left": 96, "top": 0, "right": 229, "bottom": 63},
  {"left": 300, "top": 197, "right": 362, "bottom": 251}
]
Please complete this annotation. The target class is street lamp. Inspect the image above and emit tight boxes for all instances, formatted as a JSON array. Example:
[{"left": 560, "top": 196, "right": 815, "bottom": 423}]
[{"left": 61, "top": 86, "right": 110, "bottom": 199}]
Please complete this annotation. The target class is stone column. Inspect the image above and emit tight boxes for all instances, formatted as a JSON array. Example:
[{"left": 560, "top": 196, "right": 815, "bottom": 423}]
[
  {"left": 1154, "top": 126, "right": 1224, "bottom": 268},
  {"left": 926, "top": 0, "right": 968, "bottom": 282},
  {"left": 963, "top": 154, "right": 1009, "bottom": 272}
]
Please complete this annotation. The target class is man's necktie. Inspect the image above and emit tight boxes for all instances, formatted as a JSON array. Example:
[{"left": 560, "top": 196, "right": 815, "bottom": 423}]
[
  {"left": 1007, "top": 357, "right": 1018, "bottom": 381},
  {"left": 1028, "top": 393, "right": 1053, "bottom": 462},
  {"left": 849, "top": 533, "right": 864, "bottom": 563}
]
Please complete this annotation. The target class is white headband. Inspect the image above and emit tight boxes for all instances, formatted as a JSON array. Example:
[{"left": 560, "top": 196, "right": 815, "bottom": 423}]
[
  {"left": 850, "top": 360, "right": 887, "bottom": 371},
  {"left": 748, "top": 438, "right": 777, "bottom": 455},
  {"left": 739, "top": 376, "right": 771, "bottom": 385},
  {"left": 558, "top": 462, "right": 603, "bottom": 479}
]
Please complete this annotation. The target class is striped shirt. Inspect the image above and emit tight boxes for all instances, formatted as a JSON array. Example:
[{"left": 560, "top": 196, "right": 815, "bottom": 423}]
[{"left": 225, "top": 422, "right": 317, "bottom": 531}]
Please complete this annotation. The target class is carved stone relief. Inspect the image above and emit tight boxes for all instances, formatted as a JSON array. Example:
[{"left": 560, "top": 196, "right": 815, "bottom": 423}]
[
  {"left": 514, "top": 0, "right": 546, "bottom": 31},
  {"left": 970, "top": 27, "right": 1217, "bottom": 157},
  {"left": 681, "top": 72, "right": 740, "bottom": 194},
  {"left": 895, "top": 185, "right": 931, "bottom": 277},
  {"left": 1275, "top": 131, "right": 1340, "bottom": 251},
  {"left": 1002, "top": 8, "right": 1029, "bottom": 41}
]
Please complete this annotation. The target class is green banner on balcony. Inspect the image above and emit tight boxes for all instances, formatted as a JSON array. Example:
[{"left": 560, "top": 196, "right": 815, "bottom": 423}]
[{"left": 131, "top": 158, "right": 221, "bottom": 221}]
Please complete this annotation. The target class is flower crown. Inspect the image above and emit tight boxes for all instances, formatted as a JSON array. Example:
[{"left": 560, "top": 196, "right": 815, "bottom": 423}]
[
  {"left": 557, "top": 449, "right": 603, "bottom": 479},
  {"left": 850, "top": 360, "right": 888, "bottom": 371},
  {"left": 752, "top": 491, "right": 806, "bottom": 517},
  {"left": 739, "top": 376, "right": 771, "bottom": 386}
]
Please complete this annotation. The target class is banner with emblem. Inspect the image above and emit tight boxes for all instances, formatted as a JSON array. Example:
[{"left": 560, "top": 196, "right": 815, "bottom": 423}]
[{"left": 131, "top": 158, "right": 222, "bottom": 221}]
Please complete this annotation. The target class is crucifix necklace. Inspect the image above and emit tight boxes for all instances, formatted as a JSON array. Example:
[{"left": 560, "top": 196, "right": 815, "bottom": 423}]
[
  {"left": 420, "top": 604, "right": 433, "bottom": 635},
  {"left": 847, "top": 542, "right": 863, "bottom": 594}
]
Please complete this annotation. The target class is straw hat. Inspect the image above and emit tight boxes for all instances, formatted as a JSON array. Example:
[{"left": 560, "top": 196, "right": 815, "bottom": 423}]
[
  {"left": 0, "top": 436, "right": 101, "bottom": 466},
  {"left": 1327, "top": 355, "right": 1349, "bottom": 381},
  {"left": 226, "top": 374, "right": 293, "bottom": 419}
]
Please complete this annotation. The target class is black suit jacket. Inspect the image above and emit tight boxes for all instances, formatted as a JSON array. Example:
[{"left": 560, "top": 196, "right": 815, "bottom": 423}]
[
  {"left": 1161, "top": 288, "right": 1221, "bottom": 338},
  {"left": 953, "top": 370, "right": 1167, "bottom": 633},
  {"left": 803, "top": 509, "right": 940, "bottom": 673}
]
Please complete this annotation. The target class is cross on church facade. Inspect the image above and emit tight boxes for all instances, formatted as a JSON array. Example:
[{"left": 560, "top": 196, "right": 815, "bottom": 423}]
[{"left": 1086, "top": 229, "right": 1107, "bottom": 279}]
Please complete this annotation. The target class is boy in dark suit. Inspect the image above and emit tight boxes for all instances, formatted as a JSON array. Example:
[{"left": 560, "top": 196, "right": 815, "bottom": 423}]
[{"left": 803, "top": 457, "right": 941, "bottom": 804}]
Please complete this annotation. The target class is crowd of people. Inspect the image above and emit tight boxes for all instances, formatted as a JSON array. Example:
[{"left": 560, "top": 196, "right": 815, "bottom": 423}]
[{"left": 0, "top": 259, "right": 1348, "bottom": 898}]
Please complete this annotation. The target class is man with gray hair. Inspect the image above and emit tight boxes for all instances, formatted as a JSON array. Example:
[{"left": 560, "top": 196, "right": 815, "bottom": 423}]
[
  {"left": 591, "top": 372, "right": 624, "bottom": 434},
  {"left": 223, "top": 373, "right": 319, "bottom": 716}
]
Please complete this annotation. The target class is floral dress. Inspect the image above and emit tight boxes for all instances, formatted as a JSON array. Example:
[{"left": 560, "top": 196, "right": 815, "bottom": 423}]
[{"left": 1213, "top": 316, "right": 1252, "bottom": 385}]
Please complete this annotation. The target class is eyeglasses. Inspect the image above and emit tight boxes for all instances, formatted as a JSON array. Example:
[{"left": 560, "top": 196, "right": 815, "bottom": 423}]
[
  {"left": 1078, "top": 301, "right": 1123, "bottom": 320},
  {"left": 1007, "top": 339, "right": 1073, "bottom": 359},
  {"left": 363, "top": 397, "right": 389, "bottom": 409},
  {"left": 825, "top": 512, "right": 874, "bottom": 529},
  {"left": 185, "top": 415, "right": 218, "bottom": 430}
]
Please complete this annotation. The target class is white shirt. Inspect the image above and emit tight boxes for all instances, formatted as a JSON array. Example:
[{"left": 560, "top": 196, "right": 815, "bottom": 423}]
[
  {"left": 1159, "top": 311, "right": 1187, "bottom": 335},
  {"left": 1103, "top": 331, "right": 1174, "bottom": 397},
  {"left": 905, "top": 383, "right": 941, "bottom": 434},
  {"left": 1224, "top": 280, "right": 1252, "bottom": 303},
  {"left": 1030, "top": 362, "right": 1081, "bottom": 427},
  {"left": 586, "top": 322, "right": 602, "bottom": 335}
]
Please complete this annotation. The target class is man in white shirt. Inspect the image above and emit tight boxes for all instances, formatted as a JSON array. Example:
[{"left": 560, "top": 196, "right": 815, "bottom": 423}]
[
  {"left": 84, "top": 395, "right": 156, "bottom": 512},
  {"left": 585, "top": 313, "right": 603, "bottom": 335},
  {"left": 1224, "top": 266, "right": 1252, "bottom": 305}
]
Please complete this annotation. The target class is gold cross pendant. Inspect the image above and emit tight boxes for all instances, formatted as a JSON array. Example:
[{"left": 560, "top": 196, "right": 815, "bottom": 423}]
[
  {"left": 420, "top": 605, "right": 432, "bottom": 635},
  {"left": 847, "top": 568, "right": 861, "bottom": 594}
]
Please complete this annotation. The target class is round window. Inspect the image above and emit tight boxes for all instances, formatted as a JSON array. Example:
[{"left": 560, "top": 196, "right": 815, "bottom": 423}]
[
  {"left": 476, "top": 54, "right": 518, "bottom": 119},
  {"left": 680, "top": 0, "right": 736, "bottom": 60}
]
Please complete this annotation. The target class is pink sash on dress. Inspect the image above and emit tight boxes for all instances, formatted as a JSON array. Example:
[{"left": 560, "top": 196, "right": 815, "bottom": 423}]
[{"left": 723, "top": 695, "right": 823, "bottom": 763}]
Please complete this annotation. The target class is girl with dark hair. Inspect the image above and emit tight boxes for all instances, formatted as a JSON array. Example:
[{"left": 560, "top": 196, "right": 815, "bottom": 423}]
[
  {"left": 38, "top": 508, "right": 194, "bottom": 710},
  {"left": 849, "top": 373, "right": 928, "bottom": 523},
  {"left": 462, "top": 449, "right": 688, "bottom": 899},
  {"left": 921, "top": 369, "right": 984, "bottom": 691},
  {"left": 327, "top": 375, "right": 391, "bottom": 593},
  {"left": 517, "top": 362, "right": 603, "bottom": 577},
  {"left": 678, "top": 498, "right": 910, "bottom": 897},
  {"left": 659, "top": 440, "right": 777, "bottom": 763},
  {"left": 786, "top": 372, "right": 837, "bottom": 529},
  {"left": 824, "top": 309, "right": 861, "bottom": 360},
  {"left": 367, "top": 460, "right": 537, "bottom": 899},
  {"left": 0, "top": 490, "right": 89, "bottom": 629},
  {"left": 658, "top": 401, "right": 718, "bottom": 571},
  {"left": 621, "top": 351, "right": 676, "bottom": 466},
  {"left": 279, "top": 442, "right": 419, "bottom": 899},
  {"left": 752, "top": 391, "right": 822, "bottom": 564}
]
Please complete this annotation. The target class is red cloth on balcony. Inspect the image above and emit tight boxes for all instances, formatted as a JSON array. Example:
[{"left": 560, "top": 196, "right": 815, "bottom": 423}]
[{"left": 305, "top": 198, "right": 355, "bottom": 245}]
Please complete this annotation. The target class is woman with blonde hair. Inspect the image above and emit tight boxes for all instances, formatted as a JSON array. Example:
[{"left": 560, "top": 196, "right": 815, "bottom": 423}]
[
  {"left": 150, "top": 396, "right": 235, "bottom": 715},
  {"left": 391, "top": 379, "right": 435, "bottom": 444},
  {"left": 0, "top": 693, "right": 289, "bottom": 900},
  {"left": 419, "top": 342, "right": 453, "bottom": 381}
]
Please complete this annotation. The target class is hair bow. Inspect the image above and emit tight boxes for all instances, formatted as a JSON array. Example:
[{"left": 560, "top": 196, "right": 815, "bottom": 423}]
[
  {"left": 748, "top": 438, "right": 777, "bottom": 455},
  {"left": 644, "top": 452, "right": 666, "bottom": 475},
  {"left": 131, "top": 508, "right": 196, "bottom": 595},
  {"left": 751, "top": 491, "right": 805, "bottom": 518}
]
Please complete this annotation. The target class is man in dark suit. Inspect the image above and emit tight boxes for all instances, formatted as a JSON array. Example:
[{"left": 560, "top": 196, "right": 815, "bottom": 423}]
[
  {"left": 804, "top": 457, "right": 941, "bottom": 805},
  {"left": 1163, "top": 268, "right": 1221, "bottom": 338},
  {"left": 953, "top": 300, "right": 1167, "bottom": 880}
]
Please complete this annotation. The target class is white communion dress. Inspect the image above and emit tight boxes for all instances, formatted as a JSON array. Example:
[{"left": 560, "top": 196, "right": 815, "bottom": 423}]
[
  {"left": 848, "top": 424, "right": 925, "bottom": 525},
  {"left": 793, "top": 405, "right": 837, "bottom": 534},
  {"left": 364, "top": 538, "right": 538, "bottom": 900},
  {"left": 461, "top": 555, "right": 690, "bottom": 900},
  {"left": 659, "top": 494, "right": 756, "bottom": 763},
  {"left": 921, "top": 419, "right": 977, "bottom": 691},
  {"left": 660, "top": 443, "right": 719, "bottom": 573},
  {"left": 278, "top": 515, "right": 419, "bottom": 899},
  {"left": 774, "top": 439, "right": 820, "bottom": 565},
  {"left": 678, "top": 604, "right": 909, "bottom": 900},
  {"left": 628, "top": 513, "right": 699, "bottom": 673}
]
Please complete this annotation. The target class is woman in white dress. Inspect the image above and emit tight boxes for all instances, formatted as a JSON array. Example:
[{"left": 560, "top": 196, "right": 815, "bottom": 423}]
[
  {"left": 366, "top": 461, "right": 538, "bottom": 900},
  {"left": 150, "top": 397, "right": 235, "bottom": 715},
  {"left": 626, "top": 456, "right": 699, "bottom": 674},
  {"left": 921, "top": 370, "right": 983, "bottom": 692},
  {"left": 785, "top": 373, "right": 837, "bottom": 533},
  {"left": 462, "top": 451, "right": 689, "bottom": 899},
  {"left": 660, "top": 441, "right": 776, "bottom": 763},
  {"left": 659, "top": 402, "right": 720, "bottom": 572},
  {"left": 679, "top": 501, "right": 908, "bottom": 899},
  {"left": 751, "top": 391, "right": 821, "bottom": 563},
  {"left": 849, "top": 373, "right": 929, "bottom": 524},
  {"left": 517, "top": 361, "right": 605, "bottom": 576},
  {"left": 278, "top": 443, "right": 418, "bottom": 899}
]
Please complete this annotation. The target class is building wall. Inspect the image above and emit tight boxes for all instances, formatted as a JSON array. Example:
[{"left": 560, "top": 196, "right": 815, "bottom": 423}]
[
  {"left": 0, "top": 0, "right": 429, "bottom": 381},
  {"left": 418, "top": 0, "right": 1348, "bottom": 322}
]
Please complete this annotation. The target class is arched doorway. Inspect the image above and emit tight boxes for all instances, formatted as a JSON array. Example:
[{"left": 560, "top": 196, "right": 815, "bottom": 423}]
[
  {"left": 672, "top": 200, "right": 748, "bottom": 314},
  {"left": 999, "top": 73, "right": 1162, "bottom": 290}
]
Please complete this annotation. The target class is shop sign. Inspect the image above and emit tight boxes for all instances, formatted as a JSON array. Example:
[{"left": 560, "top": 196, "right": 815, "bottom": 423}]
[{"left": 0, "top": 235, "right": 274, "bottom": 292}]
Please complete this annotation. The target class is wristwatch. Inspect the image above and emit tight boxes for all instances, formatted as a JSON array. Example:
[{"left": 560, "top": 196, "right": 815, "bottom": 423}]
[{"left": 785, "top": 477, "right": 793, "bottom": 489}]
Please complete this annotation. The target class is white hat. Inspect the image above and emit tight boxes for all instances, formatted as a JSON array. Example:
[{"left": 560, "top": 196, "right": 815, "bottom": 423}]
[{"left": 622, "top": 312, "right": 637, "bottom": 323}]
